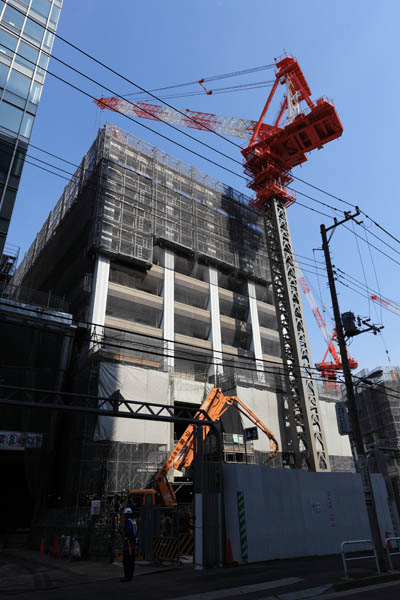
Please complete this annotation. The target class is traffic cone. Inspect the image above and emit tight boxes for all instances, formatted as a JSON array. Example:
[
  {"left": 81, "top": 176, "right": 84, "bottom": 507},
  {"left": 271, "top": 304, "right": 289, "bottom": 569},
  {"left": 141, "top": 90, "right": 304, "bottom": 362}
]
[
  {"left": 39, "top": 537, "right": 45, "bottom": 555},
  {"left": 224, "top": 538, "right": 238, "bottom": 567},
  {"left": 385, "top": 531, "right": 393, "bottom": 551},
  {"left": 53, "top": 535, "right": 59, "bottom": 558}
]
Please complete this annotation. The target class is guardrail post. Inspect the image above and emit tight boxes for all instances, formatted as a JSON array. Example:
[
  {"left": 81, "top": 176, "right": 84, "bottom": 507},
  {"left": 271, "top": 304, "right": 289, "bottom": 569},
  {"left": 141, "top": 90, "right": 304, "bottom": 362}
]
[
  {"left": 384, "top": 536, "right": 400, "bottom": 570},
  {"left": 341, "top": 539, "right": 381, "bottom": 577}
]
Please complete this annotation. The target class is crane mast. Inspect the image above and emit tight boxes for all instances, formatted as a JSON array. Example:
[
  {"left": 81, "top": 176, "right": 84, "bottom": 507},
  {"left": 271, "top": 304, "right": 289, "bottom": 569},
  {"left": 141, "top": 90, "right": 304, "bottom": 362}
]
[{"left": 95, "top": 53, "right": 343, "bottom": 472}]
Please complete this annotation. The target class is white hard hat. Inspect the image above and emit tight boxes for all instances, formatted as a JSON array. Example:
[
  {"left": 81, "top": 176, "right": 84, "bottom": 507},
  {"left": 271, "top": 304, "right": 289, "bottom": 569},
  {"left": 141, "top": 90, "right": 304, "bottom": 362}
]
[{"left": 123, "top": 507, "right": 133, "bottom": 514}]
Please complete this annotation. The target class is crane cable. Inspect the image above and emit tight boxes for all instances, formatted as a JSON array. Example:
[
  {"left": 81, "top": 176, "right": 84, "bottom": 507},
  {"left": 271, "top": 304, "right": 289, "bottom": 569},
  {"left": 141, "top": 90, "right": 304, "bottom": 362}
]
[
  {"left": 121, "top": 63, "right": 275, "bottom": 97},
  {"left": 122, "top": 80, "right": 275, "bottom": 102}
]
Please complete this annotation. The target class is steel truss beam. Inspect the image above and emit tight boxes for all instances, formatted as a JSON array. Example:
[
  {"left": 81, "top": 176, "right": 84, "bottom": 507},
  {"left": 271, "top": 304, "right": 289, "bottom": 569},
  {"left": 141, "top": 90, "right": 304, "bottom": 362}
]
[
  {"left": 0, "top": 384, "right": 216, "bottom": 427},
  {"left": 264, "top": 198, "right": 330, "bottom": 471}
]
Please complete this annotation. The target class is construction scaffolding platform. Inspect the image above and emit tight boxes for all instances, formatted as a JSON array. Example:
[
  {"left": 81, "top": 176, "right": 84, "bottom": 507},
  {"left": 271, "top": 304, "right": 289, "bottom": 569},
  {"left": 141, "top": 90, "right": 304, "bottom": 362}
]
[{"left": 14, "top": 123, "right": 271, "bottom": 287}]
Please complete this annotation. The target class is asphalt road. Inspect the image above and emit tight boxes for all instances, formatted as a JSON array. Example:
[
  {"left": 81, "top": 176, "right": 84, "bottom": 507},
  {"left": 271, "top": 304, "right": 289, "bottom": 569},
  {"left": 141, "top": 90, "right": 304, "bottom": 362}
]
[{"left": 1, "top": 550, "right": 400, "bottom": 600}]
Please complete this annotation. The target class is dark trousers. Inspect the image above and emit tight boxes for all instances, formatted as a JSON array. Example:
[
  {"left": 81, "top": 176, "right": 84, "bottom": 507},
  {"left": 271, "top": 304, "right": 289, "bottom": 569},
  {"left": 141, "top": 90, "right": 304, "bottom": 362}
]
[{"left": 123, "top": 548, "right": 135, "bottom": 581}]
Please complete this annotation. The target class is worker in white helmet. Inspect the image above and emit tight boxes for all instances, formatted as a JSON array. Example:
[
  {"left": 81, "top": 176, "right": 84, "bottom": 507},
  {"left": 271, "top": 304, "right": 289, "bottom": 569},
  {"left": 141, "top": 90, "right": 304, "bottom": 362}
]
[{"left": 120, "top": 507, "right": 138, "bottom": 583}]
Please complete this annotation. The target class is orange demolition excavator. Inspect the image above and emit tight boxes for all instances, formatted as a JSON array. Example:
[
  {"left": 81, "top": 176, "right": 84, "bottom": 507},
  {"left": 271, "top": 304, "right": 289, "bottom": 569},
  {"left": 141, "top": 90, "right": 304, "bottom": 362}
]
[{"left": 125, "top": 386, "right": 278, "bottom": 508}]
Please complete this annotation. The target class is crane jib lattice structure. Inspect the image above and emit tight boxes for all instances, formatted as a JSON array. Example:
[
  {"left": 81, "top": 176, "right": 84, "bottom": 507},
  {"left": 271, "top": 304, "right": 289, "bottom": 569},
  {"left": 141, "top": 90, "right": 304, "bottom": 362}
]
[{"left": 95, "top": 53, "right": 344, "bottom": 471}]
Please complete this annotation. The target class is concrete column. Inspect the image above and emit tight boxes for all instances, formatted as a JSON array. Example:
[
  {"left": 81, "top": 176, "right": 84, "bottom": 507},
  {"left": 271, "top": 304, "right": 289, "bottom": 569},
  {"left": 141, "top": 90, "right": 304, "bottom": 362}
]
[
  {"left": 208, "top": 266, "right": 223, "bottom": 379},
  {"left": 248, "top": 281, "right": 265, "bottom": 381},
  {"left": 88, "top": 255, "right": 110, "bottom": 349},
  {"left": 163, "top": 249, "right": 175, "bottom": 370}
]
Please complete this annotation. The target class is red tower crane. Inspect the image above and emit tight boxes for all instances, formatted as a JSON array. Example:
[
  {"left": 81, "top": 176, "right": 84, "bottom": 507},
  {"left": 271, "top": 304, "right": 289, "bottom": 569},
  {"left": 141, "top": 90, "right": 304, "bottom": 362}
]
[
  {"left": 95, "top": 53, "right": 343, "bottom": 472},
  {"left": 370, "top": 294, "right": 400, "bottom": 316}
]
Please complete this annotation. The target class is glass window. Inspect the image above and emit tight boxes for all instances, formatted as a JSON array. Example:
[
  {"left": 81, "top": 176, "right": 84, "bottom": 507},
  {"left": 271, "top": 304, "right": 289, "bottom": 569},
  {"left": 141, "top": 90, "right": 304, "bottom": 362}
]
[
  {"left": 30, "top": 0, "right": 51, "bottom": 19},
  {"left": 7, "top": 145, "right": 25, "bottom": 187},
  {"left": 1, "top": 186, "right": 17, "bottom": 219},
  {"left": 7, "top": 68, "right": 30, "bottom": 98},
  {"left": 0, "top": 140, "right": 12, "bottom": 183},
  {"left": 3, "top": 90, "right": 26, "bottom": 109},
  {"left": 15, "top": 40, "right": 38, "bottom": 69},
  {"left": 0, "top": 2, "right": 5, "bottom": 17},
  {"left": 0, "top": 27, "right": 18, "bottom": 58},
  {"left": 0, "top": 102, "right": 23, "bottom": 133},
  {"left": 42, "top": 29, "right": 54, "bottom": 52},
  {"left": 49, "top": 4, "right": 60, "bottom": 28},
  {"left": 20, "top": 111, "right": 33, "bottom": 137},
  {"left": 2, "top": 5, "right": 25, "bottom": 30},
  {"left": 29, "top": 80, "right": 41, "bottom": 103},
  {"left": 11, "top": 146, "right": 25, "bottom": 178},
  {"left": 38, "top": 52, "right": 48, "bottom": 69},
  {"left": 0, "top": 61, "right": 8, "bottom": 87},
  {"left": 22, "top": 19, "right": 43, "bottom": 46},
  {"left": 36, "top": 51, "right": 48, "bottom": 77},
  {"left": 0, "top": 186, "right": 17, "bottom": 219}
]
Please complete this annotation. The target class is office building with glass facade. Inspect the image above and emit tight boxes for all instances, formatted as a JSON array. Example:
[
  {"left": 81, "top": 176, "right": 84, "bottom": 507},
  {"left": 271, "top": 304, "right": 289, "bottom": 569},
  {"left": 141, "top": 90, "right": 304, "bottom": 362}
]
[{"left": 0, "top": 0, "right": 63, "bottom": 257}]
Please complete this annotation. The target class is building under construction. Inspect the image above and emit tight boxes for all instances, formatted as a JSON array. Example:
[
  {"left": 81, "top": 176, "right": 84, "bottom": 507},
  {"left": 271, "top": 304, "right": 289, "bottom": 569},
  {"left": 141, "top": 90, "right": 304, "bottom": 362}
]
[
  {"left": 356, "top": 367, "right": 400, "bottom": 509},
  {"left": 11, "top": 123, "right": 353, "bottom": 513}
]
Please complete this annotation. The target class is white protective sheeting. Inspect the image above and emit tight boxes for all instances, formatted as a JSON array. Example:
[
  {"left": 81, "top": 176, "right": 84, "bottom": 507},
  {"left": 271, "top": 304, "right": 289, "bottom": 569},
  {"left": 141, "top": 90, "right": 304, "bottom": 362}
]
[
  {"left": 94, "top": 362, "right": 170, "bottom": 444},
  {"left": 236, "top": 386, "right": 282, "bottom": 452},
  {"left": 223, "top": 465, "right": 392, "bottom": 563},
  {"left": 173, "top": 378, "right": 213, "bottom": 406},
  {"left": 319, "top": 399, "right": 353, "bottom": 457}
]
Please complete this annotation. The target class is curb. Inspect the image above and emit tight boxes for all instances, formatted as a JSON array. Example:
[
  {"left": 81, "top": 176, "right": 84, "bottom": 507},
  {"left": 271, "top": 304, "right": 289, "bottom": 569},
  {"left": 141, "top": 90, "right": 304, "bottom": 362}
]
[{"left": 331, "top": 570, "right": 400, "bottom": 592}]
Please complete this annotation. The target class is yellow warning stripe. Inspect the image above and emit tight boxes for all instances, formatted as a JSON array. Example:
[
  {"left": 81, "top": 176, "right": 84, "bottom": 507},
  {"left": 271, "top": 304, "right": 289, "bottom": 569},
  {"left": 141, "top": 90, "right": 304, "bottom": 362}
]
[
  {"left": 179, "top": 533, "right": 194, "bottom": 555},
  {"left": 153, "top": 536, "right": 178, "bottom": 560}
]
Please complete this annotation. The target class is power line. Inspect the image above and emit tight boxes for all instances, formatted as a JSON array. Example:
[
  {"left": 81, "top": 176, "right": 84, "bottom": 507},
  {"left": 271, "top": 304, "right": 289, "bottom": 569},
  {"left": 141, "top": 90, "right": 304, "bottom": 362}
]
[
  {"left": 0, "top": 32, "right": 354, "bottom": 225},
  {"left": 297, "top": 252, "right": 398, "bottom": 309},
  {"left": 5, "top": 150, "right": 399, "bottom": 321},
  {"left": 343, "top": 225, "right": 400, "bottom": 269},
  {"left": 3, "top": 17, "right": 399, "bottom": 294},
  {"left": 10, "top": 2, "right": 400, "bottom": 255},
  {"left": 0, "top": 298, "right": 334, "bottom": 383},
  {"left": 357, "top": 221, "right": 400, "bottom": 259},
  {"left": 27, "top": 38, "right": 382, "bottom": 233},
  {"left": 351, "top": 219, "right": 370, "bottom": 317},
  {"left": 0, "top": 130, "right": 395, "bottom": 321},
  {"left": 0, "top": 136, "right": 336, "bottom": 249},
  {"left": 294, "top": 257, "right": 400, "bottom": 319},
  {"left": 7, "top": 2, "right": 245, "bottom": 151}
]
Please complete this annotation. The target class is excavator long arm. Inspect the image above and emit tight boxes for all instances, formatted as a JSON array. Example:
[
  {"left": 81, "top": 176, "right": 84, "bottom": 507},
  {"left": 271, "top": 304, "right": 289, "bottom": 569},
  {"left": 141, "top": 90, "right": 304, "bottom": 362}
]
[
  {"left": 229, "top": 396, "right": 279, "bottom": 460},
  {"left": 153, "top": 387, "right": 279, "bottom": 506}
]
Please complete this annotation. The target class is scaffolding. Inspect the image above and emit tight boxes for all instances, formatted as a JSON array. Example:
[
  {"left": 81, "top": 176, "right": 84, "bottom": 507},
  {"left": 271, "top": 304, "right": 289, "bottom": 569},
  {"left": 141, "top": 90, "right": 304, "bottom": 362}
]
[
  {"left": 14, "top": 123, "right": 271, "bottom": 286},
  {"left": 358, "top": 368, "right": 400, "bottom": 447}
]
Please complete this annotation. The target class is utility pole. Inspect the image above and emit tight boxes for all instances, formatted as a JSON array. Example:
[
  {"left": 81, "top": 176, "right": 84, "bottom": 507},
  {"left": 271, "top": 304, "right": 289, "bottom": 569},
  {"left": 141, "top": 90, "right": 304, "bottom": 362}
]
[{"left": 320, "top": 208, "right": 387, "bottom": 571}]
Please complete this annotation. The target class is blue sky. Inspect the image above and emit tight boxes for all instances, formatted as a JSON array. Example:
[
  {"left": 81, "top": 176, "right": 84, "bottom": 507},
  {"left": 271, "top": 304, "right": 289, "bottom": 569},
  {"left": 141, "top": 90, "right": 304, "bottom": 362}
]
[{"left": 7, "top": 0, "right": 400, "bottom": 372}]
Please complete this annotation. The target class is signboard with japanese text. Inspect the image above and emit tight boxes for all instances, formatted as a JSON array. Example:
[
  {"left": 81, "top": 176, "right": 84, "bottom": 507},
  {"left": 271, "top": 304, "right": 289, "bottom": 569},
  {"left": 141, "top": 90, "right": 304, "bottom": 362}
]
[{"left": 0, "top": 431, "right": 43, "bottom": 451}]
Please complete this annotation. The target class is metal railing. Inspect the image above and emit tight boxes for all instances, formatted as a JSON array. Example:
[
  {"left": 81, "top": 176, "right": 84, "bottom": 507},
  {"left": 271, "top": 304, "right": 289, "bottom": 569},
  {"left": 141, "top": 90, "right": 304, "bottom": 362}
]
[
  {"left": 385, "top": 536, "right": 400, "bottom": 569},
  {"left": 0, "top": 283, "right": 70, "bottom": 313},
  {"left": 341, "top": 539, "right": 380, "bottom": 577}
]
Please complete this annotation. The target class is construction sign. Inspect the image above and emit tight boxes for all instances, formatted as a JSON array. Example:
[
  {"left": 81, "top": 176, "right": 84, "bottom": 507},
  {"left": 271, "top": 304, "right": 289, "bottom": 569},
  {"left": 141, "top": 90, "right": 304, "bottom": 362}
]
[{"left": 0, "top": 431, "right": 43, "bottom": 451}]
